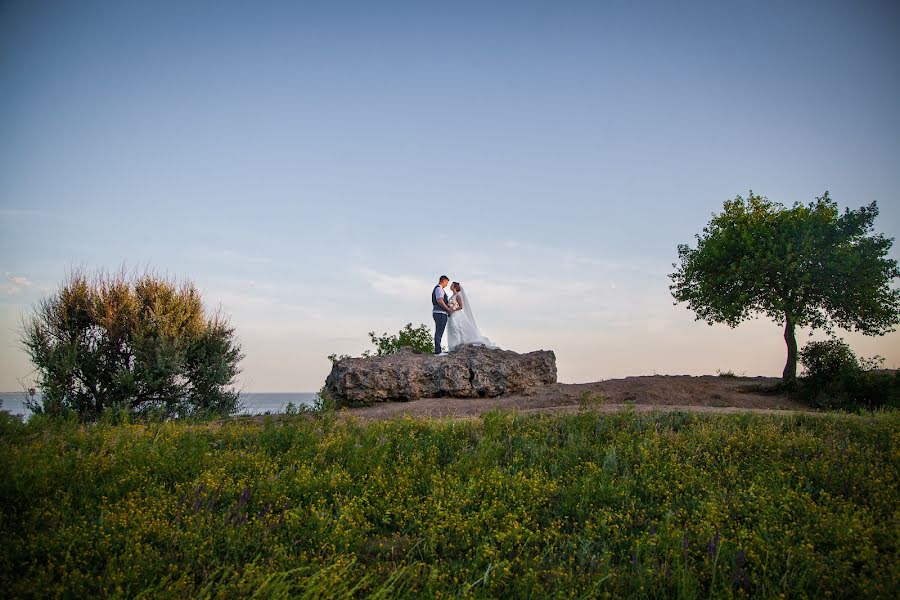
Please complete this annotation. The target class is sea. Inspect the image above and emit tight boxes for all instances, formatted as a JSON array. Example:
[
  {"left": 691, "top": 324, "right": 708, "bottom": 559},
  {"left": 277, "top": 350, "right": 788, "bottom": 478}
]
[{"left": 0, "top": 391, "right": 317, "bottom": 419}]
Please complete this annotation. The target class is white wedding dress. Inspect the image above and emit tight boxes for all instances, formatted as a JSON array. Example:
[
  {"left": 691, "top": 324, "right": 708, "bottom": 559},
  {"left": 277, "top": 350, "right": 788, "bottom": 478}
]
[{"left": 447, "top": 287, "right": 498, "bottom": 351}]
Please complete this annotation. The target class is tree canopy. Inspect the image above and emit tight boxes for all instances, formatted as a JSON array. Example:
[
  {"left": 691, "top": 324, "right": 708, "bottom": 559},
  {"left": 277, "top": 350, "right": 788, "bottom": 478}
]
[
  {"left": 670, "top": 192, "right": 900, "bottom": 380},
  {"left": 22, "top": 269, "right": 243, "bottom": 420}
]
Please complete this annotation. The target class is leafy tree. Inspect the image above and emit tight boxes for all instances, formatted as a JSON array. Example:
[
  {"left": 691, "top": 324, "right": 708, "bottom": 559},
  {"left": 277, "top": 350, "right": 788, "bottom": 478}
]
[
  {"left": 670, "top": 192, "right": 900, "bottom": 381},
  {"left": 21, "top": 269, "right": 243, "bottom": 420}
]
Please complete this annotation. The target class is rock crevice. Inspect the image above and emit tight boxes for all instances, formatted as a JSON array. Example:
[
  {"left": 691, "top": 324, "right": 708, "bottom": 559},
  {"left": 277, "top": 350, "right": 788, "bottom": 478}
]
[{"left": 324, "top": 345, "right": 557, "bottom": 407}]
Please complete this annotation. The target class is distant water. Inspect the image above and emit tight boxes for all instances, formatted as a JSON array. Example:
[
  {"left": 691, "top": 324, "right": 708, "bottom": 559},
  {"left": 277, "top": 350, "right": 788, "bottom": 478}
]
[
  {"left": 238, "top": 393, "right": 317, "bottom": 414},
  {"left": 0, "top": 392, "right": 317, "bottom": 418}
]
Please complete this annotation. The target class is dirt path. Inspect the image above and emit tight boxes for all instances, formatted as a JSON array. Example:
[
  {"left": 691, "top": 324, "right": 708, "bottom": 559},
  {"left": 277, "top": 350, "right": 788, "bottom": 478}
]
[{"left": 341, "top": 375, "right": 816, "bottom": 421}]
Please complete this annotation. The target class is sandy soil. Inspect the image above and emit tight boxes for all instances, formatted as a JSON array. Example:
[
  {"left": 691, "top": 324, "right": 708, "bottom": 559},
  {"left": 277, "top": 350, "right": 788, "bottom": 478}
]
[{"left": 341, "top": 375, "right": 813, "bottom": 421}]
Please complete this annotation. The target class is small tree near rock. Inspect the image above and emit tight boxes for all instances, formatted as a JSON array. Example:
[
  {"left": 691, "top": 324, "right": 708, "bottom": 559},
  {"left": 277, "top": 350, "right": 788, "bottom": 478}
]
[
  {"left": 367, "top": 323, "right": 433, "bottom": 356},
  {"left": 328, "top": 322, "right": 433, "bottom": 365}
]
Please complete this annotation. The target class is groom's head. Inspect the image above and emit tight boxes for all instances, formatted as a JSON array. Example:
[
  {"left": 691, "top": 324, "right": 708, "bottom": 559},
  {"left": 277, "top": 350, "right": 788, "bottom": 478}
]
[{"left": 438, "top": 275, "right": 449, "bottom": 288}]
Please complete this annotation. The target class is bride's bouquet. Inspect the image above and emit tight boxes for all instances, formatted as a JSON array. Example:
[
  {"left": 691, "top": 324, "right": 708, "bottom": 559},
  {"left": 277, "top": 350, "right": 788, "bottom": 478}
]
[{"left": 449, "top": 298, "right": 460, "bottom": 310}]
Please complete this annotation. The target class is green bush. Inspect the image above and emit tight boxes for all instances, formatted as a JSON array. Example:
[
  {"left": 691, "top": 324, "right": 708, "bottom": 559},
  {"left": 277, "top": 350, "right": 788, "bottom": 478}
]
[
  {"left": 1, "top": 411, "right": 897, "bottom": 598},
  {"left": 367, "top": 322, "right": 433, "bottom": 356},
  {"left": 327, "top": 323, "right": 433, "bottom": 367},
  {"left": 20, "top": 268, "right": 243, "bottom": 421},
  {"left": 796, "top": 339, "right": 898, "bottom": 410}
]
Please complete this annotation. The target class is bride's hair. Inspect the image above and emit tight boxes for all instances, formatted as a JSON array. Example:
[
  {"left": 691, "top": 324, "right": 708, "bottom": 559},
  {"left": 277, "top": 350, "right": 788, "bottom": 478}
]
[{"left": 452, "top": 281, "right": 461, "bottom": 291}]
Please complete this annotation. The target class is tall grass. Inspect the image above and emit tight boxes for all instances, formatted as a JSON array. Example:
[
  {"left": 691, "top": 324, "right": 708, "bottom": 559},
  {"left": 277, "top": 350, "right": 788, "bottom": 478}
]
[{"left": 1, "top": 409, "right": 897, "bottom": 598}]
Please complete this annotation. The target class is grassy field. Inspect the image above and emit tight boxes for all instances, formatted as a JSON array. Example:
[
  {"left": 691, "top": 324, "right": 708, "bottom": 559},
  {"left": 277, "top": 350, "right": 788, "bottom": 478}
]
[{"left": 0, "top": 409, "right": 897, "bottom": 598}]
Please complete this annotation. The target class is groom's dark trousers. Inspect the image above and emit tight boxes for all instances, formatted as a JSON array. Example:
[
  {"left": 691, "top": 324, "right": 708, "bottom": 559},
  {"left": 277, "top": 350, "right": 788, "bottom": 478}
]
[{"left": 433, "top": 312, "right": 448, "bottom": 354}]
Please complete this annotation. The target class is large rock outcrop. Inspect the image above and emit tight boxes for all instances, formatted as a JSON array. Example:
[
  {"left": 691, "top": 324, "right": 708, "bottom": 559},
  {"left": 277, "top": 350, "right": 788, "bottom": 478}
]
[{"left": 325, "top": 345, "right": 557, "bottom": 407}]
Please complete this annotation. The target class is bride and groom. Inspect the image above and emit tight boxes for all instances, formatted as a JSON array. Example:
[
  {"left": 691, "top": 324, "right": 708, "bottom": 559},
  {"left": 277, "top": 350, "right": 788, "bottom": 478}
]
[{"left": 432, "top": 275, "right": 497, "bottom": 355}]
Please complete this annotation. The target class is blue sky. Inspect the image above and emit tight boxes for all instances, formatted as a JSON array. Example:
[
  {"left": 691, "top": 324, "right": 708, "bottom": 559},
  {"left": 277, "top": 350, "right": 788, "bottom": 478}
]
[{"left": 2, "top": 0, "right": 899, "bottom": 391}]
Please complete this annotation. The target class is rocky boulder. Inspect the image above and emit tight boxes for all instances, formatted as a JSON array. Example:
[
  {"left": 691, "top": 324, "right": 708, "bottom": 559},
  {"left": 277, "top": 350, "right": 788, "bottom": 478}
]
[{"left": 324, "top": 345, "right": 557, "bottom": 407}]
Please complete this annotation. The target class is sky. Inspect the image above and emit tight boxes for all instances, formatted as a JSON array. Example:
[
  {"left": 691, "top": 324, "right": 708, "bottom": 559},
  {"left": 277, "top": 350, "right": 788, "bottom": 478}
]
[{"left": 1, "top": 0, "right": 899, "bottom": 392}]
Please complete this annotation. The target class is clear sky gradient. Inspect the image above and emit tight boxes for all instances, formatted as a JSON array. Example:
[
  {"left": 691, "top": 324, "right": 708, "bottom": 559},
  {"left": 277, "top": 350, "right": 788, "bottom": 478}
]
[{"left": 2, "top": 0, "right": 899, "bottom": 391}]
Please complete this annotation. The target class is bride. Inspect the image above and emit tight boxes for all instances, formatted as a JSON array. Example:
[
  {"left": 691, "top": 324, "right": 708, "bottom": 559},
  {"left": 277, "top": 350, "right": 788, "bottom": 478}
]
[{"left": 447, "top": 282, "right": 498, "bottom": 351}]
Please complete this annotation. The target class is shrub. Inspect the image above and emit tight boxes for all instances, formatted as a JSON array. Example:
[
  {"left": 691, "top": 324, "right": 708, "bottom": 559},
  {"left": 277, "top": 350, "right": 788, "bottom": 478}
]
[
  {"left": 327, "top": 323, "right": 433, "bottom": 367},
  {"left": 716, "top": 369, "right": 739, "bottom": 378},
  {"left": 796, "top": 339, "right": 898, "bottom": 410},
  {"left": 367, "top": 323, "right": 433, "bottom": 356},
  {"left": 20, "top": 268, "right": 243, "bottom": 421},
  {"left": 313, "top": 386, "right": 336, "bottom": 412}
]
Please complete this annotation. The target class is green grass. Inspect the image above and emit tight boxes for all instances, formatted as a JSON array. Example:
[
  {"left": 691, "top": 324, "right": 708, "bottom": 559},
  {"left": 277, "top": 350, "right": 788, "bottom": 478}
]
[{"left": 1, "top": 409, "right": 897, "bottom": 598}]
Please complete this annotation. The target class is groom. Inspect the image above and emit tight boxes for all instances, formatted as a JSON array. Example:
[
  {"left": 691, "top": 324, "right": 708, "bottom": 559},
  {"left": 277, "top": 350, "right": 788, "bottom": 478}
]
[{"left": 432, "top": 275, "right": 456, "bottom": 354}]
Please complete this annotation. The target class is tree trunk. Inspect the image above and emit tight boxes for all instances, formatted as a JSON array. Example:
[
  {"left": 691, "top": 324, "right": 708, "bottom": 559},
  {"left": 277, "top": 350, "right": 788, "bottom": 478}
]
[{"left": 782, "top": 314, "right": 797, "bottom": 382}]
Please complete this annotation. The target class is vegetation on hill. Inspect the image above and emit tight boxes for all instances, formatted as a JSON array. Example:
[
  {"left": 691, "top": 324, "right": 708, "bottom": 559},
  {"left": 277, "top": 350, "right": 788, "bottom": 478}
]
[{"left": 1, "top": 409, "right": 896, "bottom": 598}]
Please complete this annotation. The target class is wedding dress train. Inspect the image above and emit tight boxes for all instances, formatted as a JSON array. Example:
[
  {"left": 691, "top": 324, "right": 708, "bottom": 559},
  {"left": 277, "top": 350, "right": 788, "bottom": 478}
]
[{"left": 447, "top": 287, "right": 498, "bottom": 351}]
